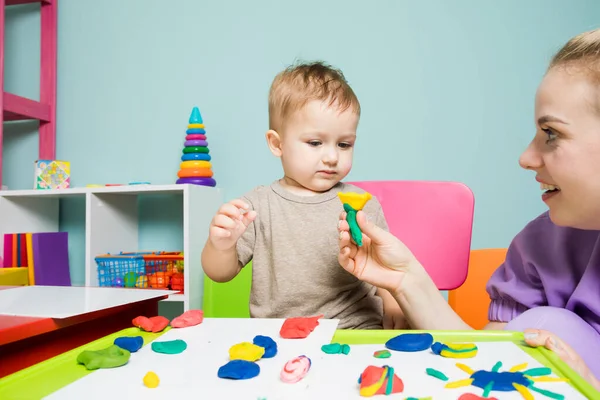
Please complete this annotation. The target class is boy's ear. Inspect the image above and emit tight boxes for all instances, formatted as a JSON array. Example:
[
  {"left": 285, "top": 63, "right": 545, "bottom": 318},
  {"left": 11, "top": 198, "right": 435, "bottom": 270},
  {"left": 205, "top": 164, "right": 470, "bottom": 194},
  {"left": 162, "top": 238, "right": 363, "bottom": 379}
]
[{"left": 265, "top": 129, "right": 283, "bottom": 157}]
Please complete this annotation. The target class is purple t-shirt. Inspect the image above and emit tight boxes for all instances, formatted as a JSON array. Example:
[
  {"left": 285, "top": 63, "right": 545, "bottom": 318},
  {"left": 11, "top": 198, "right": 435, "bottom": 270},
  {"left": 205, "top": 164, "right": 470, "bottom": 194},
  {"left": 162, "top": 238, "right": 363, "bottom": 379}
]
[{"left": 486, "top": 211, "right": 600, "bottom": 334}]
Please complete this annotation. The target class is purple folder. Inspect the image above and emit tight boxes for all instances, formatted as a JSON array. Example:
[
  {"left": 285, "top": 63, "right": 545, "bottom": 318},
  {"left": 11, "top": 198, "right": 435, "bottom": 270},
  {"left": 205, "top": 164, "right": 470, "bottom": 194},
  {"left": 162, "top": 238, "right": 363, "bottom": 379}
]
[{"left": 32, "top": 232, "right": 71, "bottom": 286}]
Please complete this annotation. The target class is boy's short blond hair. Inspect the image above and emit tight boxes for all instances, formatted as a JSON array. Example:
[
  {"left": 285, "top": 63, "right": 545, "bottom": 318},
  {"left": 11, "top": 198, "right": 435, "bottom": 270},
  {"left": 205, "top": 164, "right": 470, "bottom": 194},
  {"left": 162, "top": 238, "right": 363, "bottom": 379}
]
[{"left": 268, "top": 61, "right": 361, "bottom": 132}]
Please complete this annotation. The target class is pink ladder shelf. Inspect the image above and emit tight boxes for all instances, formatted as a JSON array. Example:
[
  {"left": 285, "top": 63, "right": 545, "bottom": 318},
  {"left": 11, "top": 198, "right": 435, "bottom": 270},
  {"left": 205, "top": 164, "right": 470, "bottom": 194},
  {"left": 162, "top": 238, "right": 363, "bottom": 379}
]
[{"left": 0, "top": 0, "right": 57, "bottom": 187}]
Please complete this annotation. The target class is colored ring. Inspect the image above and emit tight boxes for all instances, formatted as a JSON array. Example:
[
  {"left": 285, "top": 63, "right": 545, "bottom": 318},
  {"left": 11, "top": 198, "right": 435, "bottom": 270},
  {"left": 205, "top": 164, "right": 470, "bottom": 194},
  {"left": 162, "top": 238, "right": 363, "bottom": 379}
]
[
  {"left": 176, "top": 177, "right": 216, "bottom": 187},
  {"left": 181, "top": 153, "right": 211, "bottom": 161},
  {"left": 186, "top": 134, "right": 206, "bottom": 141},
  {"left": 186, "top": 128, "right": 206, "bottom": 134},
  {"left": 177, "top": 168, "right": 213, "bottom": 178},
  {"left": 184, "top": 140, "right": 208, "bottom": 147},
  {"left": 180, "top": 161, "right": 211, "bottom": 169},
  {"left": 187, "top": 123, "right": 205, "bottom": 129},
  {"left": 183, "top": 146, "right": 209, "bottom": 154}
]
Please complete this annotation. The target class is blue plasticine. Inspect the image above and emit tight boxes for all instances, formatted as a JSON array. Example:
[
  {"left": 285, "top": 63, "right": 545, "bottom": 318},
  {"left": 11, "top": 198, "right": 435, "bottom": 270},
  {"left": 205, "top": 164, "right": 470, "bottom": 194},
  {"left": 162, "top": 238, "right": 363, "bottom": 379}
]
[
  {"left": 181, "top": 153, "right": 211, "bottom": 161},
  {"left": 253, "top": 335, "right": 277, "bottom": 358},
  {"left": 385, "top": 333, "right": 434, "bottom": 352},
  {"left": 186, "top": 128, "right": 206, "bottom": 134},
  {"left": 218, "top": 360, "right": 260, "bottom": 380},
  {"left": 471, "top": 370, "right": 532, "bottom": 391},
  {"left": 114, "top": 336, "right": 143, "bottom": 353},
  {"left": 189, "top": 107, "right": 203, "bottom": 124}
]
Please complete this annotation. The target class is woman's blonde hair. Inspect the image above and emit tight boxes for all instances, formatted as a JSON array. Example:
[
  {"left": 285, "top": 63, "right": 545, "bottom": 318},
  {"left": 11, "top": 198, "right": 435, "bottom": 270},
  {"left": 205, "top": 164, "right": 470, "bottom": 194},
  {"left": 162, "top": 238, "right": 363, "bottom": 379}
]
[{"left": 550, "top": 28, "right": 600, "bottom": 81}]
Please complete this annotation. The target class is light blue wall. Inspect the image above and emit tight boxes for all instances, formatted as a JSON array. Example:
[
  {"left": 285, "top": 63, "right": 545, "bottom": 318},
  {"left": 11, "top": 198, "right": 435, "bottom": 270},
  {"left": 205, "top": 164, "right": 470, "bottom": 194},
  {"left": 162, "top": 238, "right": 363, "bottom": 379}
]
[{"left": 4, "top": 1, "right": 600, "bottom": 285}]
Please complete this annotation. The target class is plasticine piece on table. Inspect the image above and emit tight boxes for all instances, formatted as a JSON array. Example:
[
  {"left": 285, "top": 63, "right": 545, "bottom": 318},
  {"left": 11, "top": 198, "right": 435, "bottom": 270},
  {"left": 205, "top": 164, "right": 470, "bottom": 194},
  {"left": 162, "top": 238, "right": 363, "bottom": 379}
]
[
  {"left": 426, "top": 367, "right": 448, "bottom": 381},
  {"left": 357, "top": 365, "right": 404, "bottom": 397},
  {"left": 373, "top": 350, "right": 391, "bottom": 359},
  {"left": 151, "top": 339, "right": 187, "bottom": 354},
  {"left": 171, "top": 309, "right": 204, "bottom": 328},
  {"left": 77, "top": 345, "right": 131, "bottom": 370},
  {"left": 337, "top": 192, "right": 372, "bottom": 247},
  {"left": 132, "top": 315, "right": 170, "bottom": 333},
  {"left": 321, "top": 343, "right": 351, "bottom": 355},
  {"left": 459, "top": 394, "right": 498, "bottom": 400},
  {"left": 218, "top": 360, "right": 260, "bottom": 380},
  {"left": 229, "top": 342, "right": 265, "bottom": 361},
  {"left": 280, "top": 315, "right": 323, "bottom": 339},
  {"left": 385, "top": 332, "right": 434, "bottom": 352},
  {"left": 143, "top": 371, "right": 160, "bottom": 388},
  {"left": 445, "top": 360, "right": 567, "bottom": 399},
  {"left": 431, "top": 341, "right": 478, "bottom": 358},
  {"left": 253, "top": 335, "right": 278, "bottom": 358},
  {"left": 280, "top": 355, "right": 311, "bottom": 383},
  {"left": 114, "top": 336, "right": 144, "bottom": 353}
]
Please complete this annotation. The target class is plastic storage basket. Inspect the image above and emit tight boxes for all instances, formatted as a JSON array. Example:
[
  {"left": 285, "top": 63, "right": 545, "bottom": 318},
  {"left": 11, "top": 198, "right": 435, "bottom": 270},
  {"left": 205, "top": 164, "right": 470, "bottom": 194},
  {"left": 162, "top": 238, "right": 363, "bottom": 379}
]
[{"left": 95, "top": 251, "right": 184, "bottom": 293}]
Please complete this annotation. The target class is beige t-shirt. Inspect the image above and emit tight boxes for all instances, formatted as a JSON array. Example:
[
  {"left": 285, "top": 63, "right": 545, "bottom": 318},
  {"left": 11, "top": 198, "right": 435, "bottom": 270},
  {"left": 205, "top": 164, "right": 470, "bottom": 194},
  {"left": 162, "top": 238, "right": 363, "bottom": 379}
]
[{"left": 236, "top": 180, "right": 389, "bottom": 329}]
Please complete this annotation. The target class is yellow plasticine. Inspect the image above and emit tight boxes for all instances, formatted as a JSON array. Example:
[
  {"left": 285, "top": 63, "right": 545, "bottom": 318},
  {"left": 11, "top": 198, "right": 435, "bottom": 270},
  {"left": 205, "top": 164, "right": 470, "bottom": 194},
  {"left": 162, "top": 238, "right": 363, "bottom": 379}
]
[
  {"left": 229, "top": 342, "right": 265, "bottom": 361},
  {"left": 187, "top": 123, "right": 205, "bottom": 129},
  {"left": 440, "top": 343, "right": 478, "bottom": 358},
  {"left": 143, "top": 371, "right": 160, "bottom": 388},
  {"left": 180, "top": 160, "right": 212, "bottom": 169},
  {"left": 337, "top": 192, "right": 372, "bottom": 210}
]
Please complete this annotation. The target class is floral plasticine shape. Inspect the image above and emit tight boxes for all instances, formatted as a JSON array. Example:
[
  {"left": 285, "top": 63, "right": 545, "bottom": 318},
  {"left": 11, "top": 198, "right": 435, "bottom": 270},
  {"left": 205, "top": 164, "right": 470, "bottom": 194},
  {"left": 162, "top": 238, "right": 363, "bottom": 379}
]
[{"left": 337, "top": 191, "right": 372, "bottom": 247}]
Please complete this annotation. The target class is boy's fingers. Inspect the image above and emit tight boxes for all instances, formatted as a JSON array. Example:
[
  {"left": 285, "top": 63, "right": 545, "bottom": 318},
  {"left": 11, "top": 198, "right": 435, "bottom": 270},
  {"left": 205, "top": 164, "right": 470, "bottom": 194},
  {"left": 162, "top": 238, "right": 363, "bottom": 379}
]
[
  {"left": 219, "top": 203, "right": 246, "bottom": 220},
  {"left": 242, "top": 210, "right": 257, "bottom": 226},
  {"left": 229, "top": 198, "right": 250, "bottom": 210},
  {"left": 213, "top": 214, "right": 237, "bottom": 230},
  {"left": 210, "top": 226, "right": 232, "bottom": 238}
]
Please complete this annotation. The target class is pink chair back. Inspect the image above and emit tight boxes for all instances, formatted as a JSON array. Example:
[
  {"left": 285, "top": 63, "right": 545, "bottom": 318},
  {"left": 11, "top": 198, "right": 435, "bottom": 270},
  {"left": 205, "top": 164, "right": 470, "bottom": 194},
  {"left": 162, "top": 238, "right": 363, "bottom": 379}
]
[{"left": 349, "top": 180, "right": 474, "bottom": 290}]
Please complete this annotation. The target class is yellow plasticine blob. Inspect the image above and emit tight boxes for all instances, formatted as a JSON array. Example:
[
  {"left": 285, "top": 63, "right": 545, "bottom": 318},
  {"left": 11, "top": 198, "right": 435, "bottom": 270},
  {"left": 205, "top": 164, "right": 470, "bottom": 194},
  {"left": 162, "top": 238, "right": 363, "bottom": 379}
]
[
  {"left": 187, "top": 123, "right": 205, "bottom": 129},
  {"left": 229, "top": 342, "right": 265, "bottom": 361},
  {"left": 143, "top": 371, "right": 160, "bottom": 388},
  {"left": 337, "top": 192, "right": 372, "bottom": 211}
]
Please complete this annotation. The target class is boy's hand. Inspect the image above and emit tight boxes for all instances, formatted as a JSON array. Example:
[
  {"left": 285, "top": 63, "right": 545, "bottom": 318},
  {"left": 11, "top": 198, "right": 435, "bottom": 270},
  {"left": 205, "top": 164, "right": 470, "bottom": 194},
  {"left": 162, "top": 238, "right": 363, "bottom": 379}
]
[
  {"left": 209, "top": 199, "right": 257, "bottom": 251},
  {"left": 524, "top": 329, "right": 600, "bottom": 391}
]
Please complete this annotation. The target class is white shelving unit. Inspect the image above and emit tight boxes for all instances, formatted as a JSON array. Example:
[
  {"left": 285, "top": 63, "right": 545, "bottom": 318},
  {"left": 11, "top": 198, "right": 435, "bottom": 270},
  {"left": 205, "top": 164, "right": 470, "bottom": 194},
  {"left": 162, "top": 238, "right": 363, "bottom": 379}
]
[{"left": 0, "top": 184, "right": 222, "bottom": 311}]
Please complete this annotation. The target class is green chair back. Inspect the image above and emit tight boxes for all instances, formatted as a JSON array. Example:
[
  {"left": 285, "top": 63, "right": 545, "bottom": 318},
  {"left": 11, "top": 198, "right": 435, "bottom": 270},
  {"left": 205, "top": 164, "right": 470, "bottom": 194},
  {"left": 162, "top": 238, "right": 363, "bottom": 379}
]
[{"left": 202, "top": 261, "right": 252, "bottom": 318}]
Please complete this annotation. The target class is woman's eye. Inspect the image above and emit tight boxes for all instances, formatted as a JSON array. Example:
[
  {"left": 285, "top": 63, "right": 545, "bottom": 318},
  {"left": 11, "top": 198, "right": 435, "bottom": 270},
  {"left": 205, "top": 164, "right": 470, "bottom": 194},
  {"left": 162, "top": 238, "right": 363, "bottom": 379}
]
[{"left": 542, "top": 128, "right": 557, "bottom": 144}]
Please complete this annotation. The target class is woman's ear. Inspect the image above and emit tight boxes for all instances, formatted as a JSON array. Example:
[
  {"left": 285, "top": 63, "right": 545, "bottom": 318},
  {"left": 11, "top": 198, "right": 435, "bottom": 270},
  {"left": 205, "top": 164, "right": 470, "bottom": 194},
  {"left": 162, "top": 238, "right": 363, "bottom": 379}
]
[{"left": 265, "top": 129, "right": 283, "bottom": 157}]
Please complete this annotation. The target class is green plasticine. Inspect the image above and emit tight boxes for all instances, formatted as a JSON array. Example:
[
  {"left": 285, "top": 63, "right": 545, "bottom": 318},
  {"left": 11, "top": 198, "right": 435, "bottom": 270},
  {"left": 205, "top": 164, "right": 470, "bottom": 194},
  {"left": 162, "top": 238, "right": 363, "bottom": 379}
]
[
  {"left": 524, "top": 367, "right": 552, "bottom": 376},
  {"left": 76, "top": 345, "right": 130, "bottom": 370},
  {"left": 151, "top": 339, "right": 187, "bottom": 354},
  {"left": 343, "top": 203, "right": 363, "bottom": 246},
  {"left": 321, "top": 343, "right": 350, "bottom": 355},
  {"left": 426, "top": 367, "right": 448, "bottom": 381}
]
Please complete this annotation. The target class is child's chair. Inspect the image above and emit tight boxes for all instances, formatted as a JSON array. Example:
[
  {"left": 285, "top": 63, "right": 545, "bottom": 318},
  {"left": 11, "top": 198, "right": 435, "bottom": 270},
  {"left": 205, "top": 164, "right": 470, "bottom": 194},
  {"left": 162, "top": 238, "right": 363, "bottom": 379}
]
[
  {"left": 448, "top": 248, "right": 508, "bottom": 329},
  {"left": 202, "top": 180, "right": 475, "bottom": 317},
  {"left": 349, "top": 180, "right": 475, "bottom": 290}
]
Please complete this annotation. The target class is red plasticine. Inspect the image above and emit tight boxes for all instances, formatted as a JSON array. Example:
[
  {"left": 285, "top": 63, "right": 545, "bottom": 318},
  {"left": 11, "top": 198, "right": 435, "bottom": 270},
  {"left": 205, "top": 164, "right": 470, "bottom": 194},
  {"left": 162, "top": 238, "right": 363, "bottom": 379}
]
[
  {"left": 132, "top": 316, "right": 170, "bottom": 333},
  {"left": 359, "top": 365, "right": 404, "bottom": 395},
  {"left": 279, "top": 315, "right": 323, "bottom": 339},
  {"left": 459, "top": 394, "right": 498, "bottom": 400},
  {"left": 171, "top": 310, "right": 204, "bottom": 328}
]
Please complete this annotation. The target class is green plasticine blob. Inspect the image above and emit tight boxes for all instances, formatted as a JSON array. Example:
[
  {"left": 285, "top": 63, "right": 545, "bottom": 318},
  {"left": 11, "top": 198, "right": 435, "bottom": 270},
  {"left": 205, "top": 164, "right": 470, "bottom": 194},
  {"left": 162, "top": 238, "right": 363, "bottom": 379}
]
[
  {"left": 151, "top": 339, "right": 188, "bottom": 354},
  {"left": 426, "top": 367, "right": 448, "bottom": 381},
  {"left": 373, "top": 350, "right": 391, "bottom": 359},
  {"left": 76, "top": 345, "right": 130, "bottom": 370},
  {"left": 321, "top": 343, "right": 351, "bottom": 355},
  {"left": 343, "top": 203, "right": 363, "bottom": 246}
]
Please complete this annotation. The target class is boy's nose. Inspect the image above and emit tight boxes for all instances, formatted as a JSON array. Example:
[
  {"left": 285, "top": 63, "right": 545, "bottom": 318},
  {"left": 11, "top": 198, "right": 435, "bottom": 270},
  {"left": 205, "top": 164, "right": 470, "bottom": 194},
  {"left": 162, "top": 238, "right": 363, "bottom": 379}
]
[{"left": 322, "top": 148, "right": 338, "bottom": 165}]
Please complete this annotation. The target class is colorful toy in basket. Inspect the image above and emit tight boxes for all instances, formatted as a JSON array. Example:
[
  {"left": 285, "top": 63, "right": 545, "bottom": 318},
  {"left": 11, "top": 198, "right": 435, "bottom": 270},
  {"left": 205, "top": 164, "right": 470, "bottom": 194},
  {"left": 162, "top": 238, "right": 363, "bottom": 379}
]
[
  {"left": 337, "top": 191, "right": 372, "bottom": 246},
  {"left": 94, "top": 251, "right": 184, "bottom": 293},
  {"left": 176, "top": 106, "right": 217, "bottom": 187}
]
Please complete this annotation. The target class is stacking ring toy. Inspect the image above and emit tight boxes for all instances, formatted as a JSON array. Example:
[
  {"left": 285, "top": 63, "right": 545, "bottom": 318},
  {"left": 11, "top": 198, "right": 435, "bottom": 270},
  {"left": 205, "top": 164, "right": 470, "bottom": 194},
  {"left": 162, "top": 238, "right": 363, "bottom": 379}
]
[
  {"left": 177, "top": 168, "right": 213, "bottom": 178},
  {"left": 186, "top": 128, "right": 206, "bottom": 134},
  {"left": 176, "top": 177, "right": 216, "bottom": 187},
  {"left": 180, "top": 161, "right": 211, "bottom": 169},
  {"left": 187, "top": 123, "right": 205, "bottom": 129},
  {"left": 183, "top": 146, "right": 209, "bottom": 154},
  {"left": 181, "top": 153, "right": 211, "bottom": 161},
  {"left": 280, "top": 355, "right": 311, "bottom": 383},
  {"left": 184, "top": 140, "right": 208, "bottom": 147},
  {"left": 186, "top": 134, "right": 206, "bottom": 141}
]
